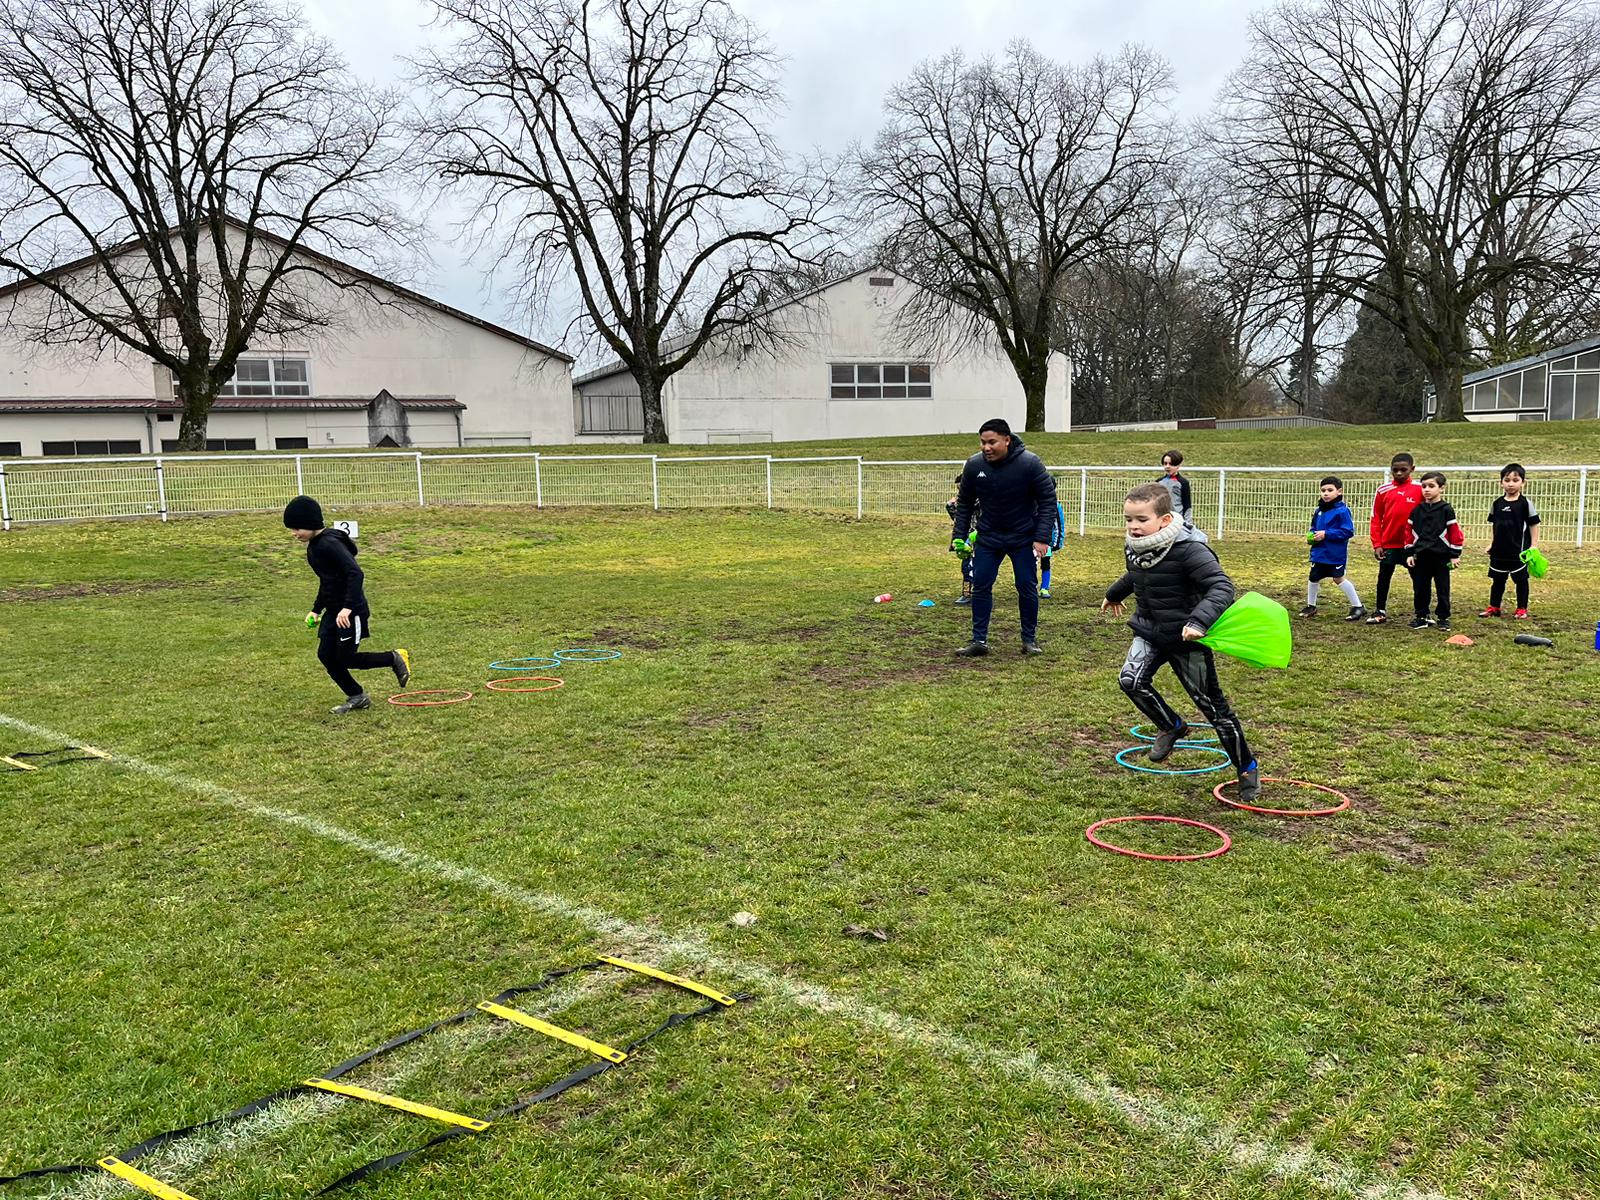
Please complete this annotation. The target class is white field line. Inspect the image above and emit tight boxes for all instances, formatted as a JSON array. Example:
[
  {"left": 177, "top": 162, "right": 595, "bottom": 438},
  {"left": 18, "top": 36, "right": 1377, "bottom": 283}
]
[
  {"left": 2, "top": 712, "right": 1448, "bottom": 1200},
  {"left": 47, "top": 972, "right": 610, "bottom": 1200}
]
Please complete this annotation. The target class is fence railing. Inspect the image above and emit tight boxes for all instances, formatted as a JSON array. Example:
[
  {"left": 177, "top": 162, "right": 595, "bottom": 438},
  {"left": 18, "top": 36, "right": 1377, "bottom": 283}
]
[{"left": 0, "top": 451, "right": 1594, "bottom": 547}]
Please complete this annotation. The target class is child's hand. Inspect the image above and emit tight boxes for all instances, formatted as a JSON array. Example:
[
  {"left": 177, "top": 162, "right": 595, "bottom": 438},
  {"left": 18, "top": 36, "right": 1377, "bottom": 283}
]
[
  {"left": 1372, "top": 547, "right": 1384, "bottom": 561},
  {"left": 305, "top": 611, "right": 319, "bottom": 628},
  {"left": 335, "top": 607, "right": 354, "bottom": 629},
  {"left": 1312, "top": 531, "right": 1325, "bottom": 542},
  {"left": 1405, "top": 557, "right": 1416, "bottom": 568},
  {"left": 1101, "top": 599, "right": 1124, "bottom": 617},
  {"left": 1181, "top": 624, "right": 1205, "bottom": 641}
]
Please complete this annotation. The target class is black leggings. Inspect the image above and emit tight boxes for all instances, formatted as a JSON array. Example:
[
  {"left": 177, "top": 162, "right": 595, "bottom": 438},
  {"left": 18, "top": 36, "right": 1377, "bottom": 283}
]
[
  {"left": 1118, "top": 638, "right": 1254, "bottom": 773},
  {"left": 317, "top": 614, "right": 392, "bottom": 697},
  {"left": 1489, "top": 564, "right": 1530, "bottom": 610},
  {"left": 1373, "top": 548, "right": 1412, "bottom": 612}
]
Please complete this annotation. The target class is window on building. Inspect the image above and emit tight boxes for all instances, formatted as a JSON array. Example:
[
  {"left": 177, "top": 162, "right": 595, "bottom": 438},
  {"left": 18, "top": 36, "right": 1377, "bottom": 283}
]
[
  {"left": 219, "top": 357, "right": 311, "bottom": 397},
  {"left": 40, "top": 439, "right": 142, "bottom": 456},
  {"left": 1550, "top": 373, "right": 1575, "bottom": 420},
  {"left": 161, "top": 438, "right": 258, "bottom": 452},
  {"left": 274, "top": 436, "right": 310, "bottom": 450},
  {"left": 0, "top": 442, "right": 20, "bottom": 457},
  {"left": 158, "top": 413, "right": 174, "bottom": 423},
  {"left": 1576, "top": 372, "right": 1600, "bottom": 421},
  {"left": 829, "top": 362, "right": 933, "bottom": 400}
]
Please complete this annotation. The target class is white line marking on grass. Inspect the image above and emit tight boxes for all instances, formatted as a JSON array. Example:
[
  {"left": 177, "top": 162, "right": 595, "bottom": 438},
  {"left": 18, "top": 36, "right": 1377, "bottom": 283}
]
[{"left": 2, "top": 713, "right": 1449, "bottom": 1200}]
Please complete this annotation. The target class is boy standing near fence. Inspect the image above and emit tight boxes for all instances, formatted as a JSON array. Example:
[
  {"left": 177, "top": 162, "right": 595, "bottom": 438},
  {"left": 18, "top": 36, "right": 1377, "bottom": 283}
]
[
  {"left": 1365, "top": 453, "right": 1423, "bottom": 625},
  {"left": 1404, "top": 472, "right": 1465, "bottom": 630},
  {"left": 946, "top": 473, "right": 978, "bottom": 605},
  {"left": 1298, "top": 476, "right": 1365, "bottom": 620},
  {"left": 1481, "top": 463, "right": 1540, "bottom": 618},
  {"left": 284, "top": 495, "right": 412, "bottom": 713}
]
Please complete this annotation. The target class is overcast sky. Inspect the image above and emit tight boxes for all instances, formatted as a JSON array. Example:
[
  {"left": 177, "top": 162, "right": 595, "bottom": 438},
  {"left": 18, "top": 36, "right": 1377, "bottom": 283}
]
[{"left": 300, "top": 0, "right": 1261, "bottom": 349}]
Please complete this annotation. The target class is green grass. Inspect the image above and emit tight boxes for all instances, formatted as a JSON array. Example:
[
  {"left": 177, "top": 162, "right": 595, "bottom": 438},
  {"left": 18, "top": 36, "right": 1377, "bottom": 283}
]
[{"left": 3, "top": 505, "right": 1599, "bottom": 1200}]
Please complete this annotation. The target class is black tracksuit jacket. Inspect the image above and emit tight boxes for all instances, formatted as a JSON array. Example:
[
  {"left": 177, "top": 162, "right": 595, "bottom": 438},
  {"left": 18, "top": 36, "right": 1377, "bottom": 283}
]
[{"left": 951, "top": 436, "right": 1058, "bottom": 549}]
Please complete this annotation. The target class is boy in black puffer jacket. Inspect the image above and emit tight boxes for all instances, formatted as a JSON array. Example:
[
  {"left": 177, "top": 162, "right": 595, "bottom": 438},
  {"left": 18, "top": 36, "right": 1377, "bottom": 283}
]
[{"left": 1101, "top": 483, "right": 1260, "bottom": 802}]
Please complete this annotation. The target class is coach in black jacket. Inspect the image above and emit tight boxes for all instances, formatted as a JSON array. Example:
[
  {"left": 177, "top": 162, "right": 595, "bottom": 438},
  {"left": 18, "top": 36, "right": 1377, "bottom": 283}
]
[{"left": 950, "top": 418, "right": 1058, "bottom": 656}]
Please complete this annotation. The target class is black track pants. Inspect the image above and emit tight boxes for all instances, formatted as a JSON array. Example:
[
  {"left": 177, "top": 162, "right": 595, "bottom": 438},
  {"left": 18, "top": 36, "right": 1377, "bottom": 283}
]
[
  {"left": 317, "top": 613, "right": 393, "bottom": 697},
  {"left": 1488, "top": 563, "right": 1530, "bottom": 610},
  {"left": 1410, "top": 553, "right": 1453, "bottom": 621},
  {"left": 1118, "top": 637, "right": 1254, "bottom": 773},
  {"left": 1373, "top": 547, "right": 1412, "bottom": 612}
]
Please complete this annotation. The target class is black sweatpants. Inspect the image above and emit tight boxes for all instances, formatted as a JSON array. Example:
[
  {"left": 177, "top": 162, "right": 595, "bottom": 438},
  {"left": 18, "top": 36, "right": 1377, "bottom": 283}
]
[
  {"left": 1488, "top": 562, "right": 1530, "bottom": 610},
  {"left": 1410, "top": 553, "right": 1453, "bottom": 621},
  {"left": 1118, "top": 637, "right": 1254, "bottom": 773},
  {"left": 1373, "top": 547, "right": 1412, "bottom": 612},
  {"left": 317, "top": 613, "right": 392, "bottom": 697}
]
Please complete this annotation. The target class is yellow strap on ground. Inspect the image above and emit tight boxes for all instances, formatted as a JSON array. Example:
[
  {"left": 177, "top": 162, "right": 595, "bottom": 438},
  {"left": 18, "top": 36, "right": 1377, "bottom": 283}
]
[
  {"left": 598, "top": 954, "right": 737, "bottom": 1006},
  {"left": 77, "top": 746, "right": 111, "bottom": 760},
  {"left": 97, "top": 1157, "right": 200, "bottom": 1200},
  {"left": 477, "top": 1001, "right": 628, "bottom": 1063},
  {"left": 1, "top": 756, "right": 36, "bottom": 771},
  {"left": 302, "top": 1078, "right": 490, "bottom": 1131}
]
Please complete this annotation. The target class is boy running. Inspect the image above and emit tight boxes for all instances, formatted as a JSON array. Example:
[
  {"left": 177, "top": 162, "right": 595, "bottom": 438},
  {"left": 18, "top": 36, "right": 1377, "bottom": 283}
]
[
  {"left": 284, "top": 495, "right": 411, "bottom": 713},
  {"left": 1365, "top": 452, "right": 1423, "bottom": 625},
  {"left": 1101, "top": 483, "right": 1260, "bottom": 802}
]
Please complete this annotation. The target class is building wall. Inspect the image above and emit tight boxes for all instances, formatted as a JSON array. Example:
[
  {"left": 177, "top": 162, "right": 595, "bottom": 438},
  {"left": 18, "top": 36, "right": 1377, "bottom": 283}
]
[{"left": 574, "top": 272, "right": 1071, "bottom": 444}]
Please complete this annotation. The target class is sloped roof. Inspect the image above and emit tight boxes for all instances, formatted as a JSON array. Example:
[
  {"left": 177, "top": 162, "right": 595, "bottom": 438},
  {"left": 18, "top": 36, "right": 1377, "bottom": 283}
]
[
  {"left": 1462, "top": 332, "right": 1600, "bottom": 384},
  {"left": 0, "top": 394, "right": 463, "bottom": 414}
]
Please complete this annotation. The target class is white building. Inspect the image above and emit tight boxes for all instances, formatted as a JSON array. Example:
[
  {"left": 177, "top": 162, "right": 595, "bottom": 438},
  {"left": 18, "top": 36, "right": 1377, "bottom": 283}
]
[
  {"left": 0, "top": 230, "right": 575, "bottom": 457},
  {"left": 572, "top": 269, "right": 1071, "bottom": 443},
  {"left": 1426, "top": 333, "right": 1600, "bottom": 422}
]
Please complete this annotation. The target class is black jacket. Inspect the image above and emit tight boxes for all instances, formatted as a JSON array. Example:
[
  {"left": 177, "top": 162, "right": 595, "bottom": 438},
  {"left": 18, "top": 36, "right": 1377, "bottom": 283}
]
[
  {"left": 952, "top": 436, "right": 1058, "bottom": 548},
  {"left": 1105, "top": 536, "right": 1235, "bottom": 647},
  {"left": 307, "top": 528, "right": 369, "bottom": 616}
]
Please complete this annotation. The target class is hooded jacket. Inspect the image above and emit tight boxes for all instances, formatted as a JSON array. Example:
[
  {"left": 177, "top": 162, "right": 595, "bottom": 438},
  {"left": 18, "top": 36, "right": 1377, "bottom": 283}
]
[
  {"left": 1309, "top": 499, "right": 1355, "bottom": 567},
  {"left": 1105, "top": 531, "right": 1235, "bottom": 648},
  {"left": 951, "top": 435, "right": 1058, "bottom": 549},
  {"left": 306, "top": 528, "right": 369, "bottom": 616}
]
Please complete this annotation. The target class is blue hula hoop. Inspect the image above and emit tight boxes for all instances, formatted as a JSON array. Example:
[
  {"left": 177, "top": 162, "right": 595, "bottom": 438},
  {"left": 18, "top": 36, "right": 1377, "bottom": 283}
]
[
  {"left": 553, "top": 648, "right": 622, "bottom": 662},
  {"left": 489, "top": 656, "right": 562, "bottom": 671},
  {"left": 1128, "top": 723, "right": 1220, "bottom": 746},
  {"left": 1114, "top": 744, "right": 1232, "bottom": 776}
]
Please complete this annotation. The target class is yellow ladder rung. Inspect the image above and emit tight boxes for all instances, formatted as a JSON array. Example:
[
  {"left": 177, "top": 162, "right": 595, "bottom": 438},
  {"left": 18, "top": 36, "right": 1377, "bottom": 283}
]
[
  {"left": 302, "top": 1078, "right": 490, "bottom": 1131},
  {"left": 1, "top": 757, "right": 37, "bottom": 771},
  {"left": 98, "top": 1157, "right": 200, "bottom": 1200},
  {"left": 598, "top": 954, "right": 737, "bottom": 1006},
  {"left": 477, "top": 1001, "right": 628, "bottom": 1063}
]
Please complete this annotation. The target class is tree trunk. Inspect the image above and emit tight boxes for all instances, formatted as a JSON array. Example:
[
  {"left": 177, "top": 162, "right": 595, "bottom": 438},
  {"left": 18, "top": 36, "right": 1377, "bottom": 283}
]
[
  {"left": 174, "top": 373, "right": 217, "bottom": 450},
  {"left": 1021, "top": 353, "right": 1051, "bottom": 432},
  {"left": 638, "top": 373, "right": 669, "bottom": 445},
  {"left": 1430, "top": 363, "right": 1467, "bottom": 422}
]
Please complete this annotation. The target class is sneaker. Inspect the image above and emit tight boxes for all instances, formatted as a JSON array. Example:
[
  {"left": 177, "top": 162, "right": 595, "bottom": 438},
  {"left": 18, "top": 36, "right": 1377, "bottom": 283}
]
[
  {"left": 1345, "top": 606, "right": 1367, "bottom": 622},
  {"left": 392, "top": 648, "right": 412, "bottom": 688},
  {"left": 331, "top": 693, "right": 372, "bottom": 715},
  {"left": 954, "top": 594, "right": 972, "bottom": 606},
  {"left": 954, "top": 641, "right": 990, "bottom": 657},
  {"left": 1236, "top": 763, "right": 1262, "bottom": 804},
  {"left": 1147, "top": 722, "right": 1190, "bottom": 763},
  {"left": 1409, "top": 617, "right": 1430, "bottom": 630},
  {"left": 1513, "top": 608, "right": 1530, "bottom": 619},
  {"left": 1296, "top": 605, "right": 1318, "bottom": 618},
  {"left": 1437, "top": 619, "right": 1452, "bottom": 632},
  {"left": 1365, "top": 610, "right": 1387, "bottom": 625},
  {"left": 1039, "top": 586, "right": 1051, "bottom": 598},
  {"left": 1478, "top": 606, "right": 1501, "bottom": 618},
  {"left": 1020, "top": 640, "right": 1043, "bottom": 656}
]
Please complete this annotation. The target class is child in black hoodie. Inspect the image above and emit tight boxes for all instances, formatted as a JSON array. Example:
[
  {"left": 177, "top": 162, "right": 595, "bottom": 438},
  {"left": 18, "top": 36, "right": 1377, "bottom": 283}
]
[{"left": 284, "top": 495, "right": 411, "bottom": 713}]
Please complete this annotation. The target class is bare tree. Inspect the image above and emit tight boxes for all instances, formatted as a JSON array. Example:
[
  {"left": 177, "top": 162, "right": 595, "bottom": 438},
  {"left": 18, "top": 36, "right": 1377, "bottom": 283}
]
[
  {"left": 1233, "top": 0, "right": 1600, "bottom": 421},
  {"left": 0, "top": 0, "right": 410, "bottom": 449},
  {"left": 859, "top": 41, "right": 1175, "bottom": 432},
  {"left": 416, "top": 0, "right": 832, "bottom": 445}
]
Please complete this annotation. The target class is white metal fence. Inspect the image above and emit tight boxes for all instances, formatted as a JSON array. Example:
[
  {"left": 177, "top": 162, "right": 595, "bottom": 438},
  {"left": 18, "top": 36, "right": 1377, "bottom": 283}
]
[{"left": 0, "top": 450, "right": 1594, "bottom": 546}]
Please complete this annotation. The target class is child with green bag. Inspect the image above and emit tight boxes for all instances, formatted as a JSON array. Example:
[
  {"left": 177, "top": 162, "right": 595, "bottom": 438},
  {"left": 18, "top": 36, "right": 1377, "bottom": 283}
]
[
  {"left": 1101, "top": 483, "right": 1260, "bottom": 801},
  {"left": 1481, "top": 463, "right": 1541, "bottom": 619}
]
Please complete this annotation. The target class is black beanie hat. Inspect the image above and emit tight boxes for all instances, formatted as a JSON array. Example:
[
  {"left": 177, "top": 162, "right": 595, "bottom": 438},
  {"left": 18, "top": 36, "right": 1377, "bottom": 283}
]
[
  {"left": 283, "top": 495, "right": 324, "bottom": 529},
  {"left": 979, "top": 417, "right": 1012, "bottom": 437}
]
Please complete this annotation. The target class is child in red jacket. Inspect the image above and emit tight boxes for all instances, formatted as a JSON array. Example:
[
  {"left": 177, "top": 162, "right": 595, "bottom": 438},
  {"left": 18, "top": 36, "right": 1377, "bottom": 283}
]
[{"left": 1365, "top": 453, "right": 1423, "bottom": 625}]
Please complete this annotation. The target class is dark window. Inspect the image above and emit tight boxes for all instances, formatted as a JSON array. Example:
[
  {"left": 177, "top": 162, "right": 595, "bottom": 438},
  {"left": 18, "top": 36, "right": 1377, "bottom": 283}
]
[
  {"left": 827, "top": 362, "right": 935, "bottom": 400},
  {"left": 42, "top": 441, "right": 74, "bottom": 456},
  {"left": 0, "top": 442, "right": 20, "bottom": 457},
  {"left": 109, "top": 440, "right": 141, "bottom": 454},
  {"left": 162, "top": 440, "right": 181, "bottom": 452},
  {"left": 203, "top": 438, "right": 257, "bottom": 451},
  {"left": 40, "top": 439, "right": 139, "bottom": 456},
  {"left": 868, "top": 276, "right": 896, "bottom": 287},
  {"left": 158, "top": 413, "right": 175, "bottom": 423},
  {"left": 274, "top": 436, "right": 310, "bottom": 450}
]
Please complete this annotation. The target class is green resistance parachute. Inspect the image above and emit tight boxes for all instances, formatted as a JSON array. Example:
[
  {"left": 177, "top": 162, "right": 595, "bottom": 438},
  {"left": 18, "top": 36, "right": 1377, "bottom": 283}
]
[
  {"left": 1520, "top": 546, "right": 1549, "bottom": 578},
  {"left": 1198, "top": 591, "right": 1293, "bottom": 669}
]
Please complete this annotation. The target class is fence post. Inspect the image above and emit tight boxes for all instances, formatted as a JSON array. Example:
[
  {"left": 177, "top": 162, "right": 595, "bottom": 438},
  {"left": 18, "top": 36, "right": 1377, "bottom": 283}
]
[
  {"left": 294, "top": 455, "right": 304, "bottom": 495},
  {"left": 1078, "top": 467, "right": 1087, "bottom": 536},
  {"left": 766, "top": 457, "right": 773, "bottom": 509},
  {"left": 0, "top": 462, "right": 9, "bottom": 531},
  {"left": 1578, "top": 467, "right": 1588, "bottom": 548},
  {"left": 856, "top": 457, "right": 864, "bottom": 520},
  {"left": 415, "top": 452, "right": 425, "bottom": 506},
  {"left": 534, "top": 453, "right": 542, "bottom": 508},
  {"left": 154, "top": 458, "right": 169, "bottom": 522},
  {"left": 651, "top": 455, "right": 660, "bottom": 510},
  {"left": 1215, "top": 468, "right": 1226, "bottom": 541}
]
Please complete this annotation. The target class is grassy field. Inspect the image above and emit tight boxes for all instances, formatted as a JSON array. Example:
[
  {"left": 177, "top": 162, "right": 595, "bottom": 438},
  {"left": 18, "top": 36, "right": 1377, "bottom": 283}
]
[{"left": 2, "top": 502, "right": 1598, "bottom": 1200}]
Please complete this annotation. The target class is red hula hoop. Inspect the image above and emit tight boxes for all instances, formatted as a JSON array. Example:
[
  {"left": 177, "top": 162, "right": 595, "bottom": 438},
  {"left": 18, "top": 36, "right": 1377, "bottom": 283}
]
[
  {"left": 484, "top": 676, "right": 565, "bottom": 693},
  {"left": 1213, "top": 776, "right": 1351, "bottom": 816},
  {"left": 1084, "top": 815, "right": 1232, "bottom": 862},
  {"left": 388, "top": 689, "right": 474, "bottom": 707}
]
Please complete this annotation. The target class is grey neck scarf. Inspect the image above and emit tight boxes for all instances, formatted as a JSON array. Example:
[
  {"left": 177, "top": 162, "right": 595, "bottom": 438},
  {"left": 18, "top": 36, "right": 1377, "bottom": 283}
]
[{"left": 1125, "top": 521, "right": 1188, "bottom": 569}]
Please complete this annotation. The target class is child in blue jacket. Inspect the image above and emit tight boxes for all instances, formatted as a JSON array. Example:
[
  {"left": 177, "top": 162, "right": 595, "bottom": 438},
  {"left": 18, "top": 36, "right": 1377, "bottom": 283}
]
[
  {"left": 1039, "top": 499, "right": 1066, "bottom": 597},
  {"left": 1298, "top": 475, "right": 1366, "bottom": 620}
]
